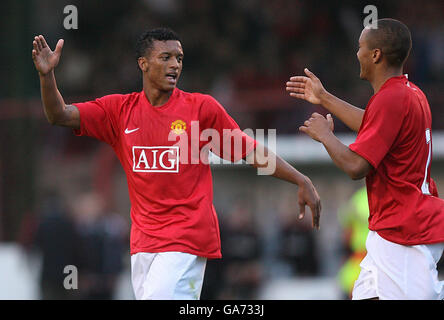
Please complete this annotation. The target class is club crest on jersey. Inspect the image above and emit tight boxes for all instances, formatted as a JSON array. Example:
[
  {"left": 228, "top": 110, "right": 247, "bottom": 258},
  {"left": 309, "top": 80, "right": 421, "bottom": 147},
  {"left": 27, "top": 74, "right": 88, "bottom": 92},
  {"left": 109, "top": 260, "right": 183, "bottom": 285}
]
[
  {"left": 132, "top": 146, "right": 179, "bottom": 173},
  {"left": 170, "top": 119, "right": 187, "bottom": 135}
]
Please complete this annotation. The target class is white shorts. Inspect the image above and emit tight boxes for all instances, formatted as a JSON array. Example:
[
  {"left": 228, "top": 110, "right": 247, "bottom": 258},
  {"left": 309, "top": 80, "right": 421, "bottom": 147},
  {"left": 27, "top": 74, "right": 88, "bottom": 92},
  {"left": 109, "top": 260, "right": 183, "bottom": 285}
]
[
  {"left": 130, "top": 251, "right": 207, "bottom": 300},
  {"left": 352, "top": 231, "right": 444, "bottom": 300}
]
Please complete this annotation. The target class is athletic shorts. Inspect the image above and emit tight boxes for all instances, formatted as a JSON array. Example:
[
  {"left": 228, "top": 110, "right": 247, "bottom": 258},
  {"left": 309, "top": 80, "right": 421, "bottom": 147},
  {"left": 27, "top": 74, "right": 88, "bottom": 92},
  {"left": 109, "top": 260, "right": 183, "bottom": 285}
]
[
  {"left": 352, "top": 231, "right": 444, "bottom": 300},
  {"left": 131, "top": 251, "right": 207, "bottom": 300}
]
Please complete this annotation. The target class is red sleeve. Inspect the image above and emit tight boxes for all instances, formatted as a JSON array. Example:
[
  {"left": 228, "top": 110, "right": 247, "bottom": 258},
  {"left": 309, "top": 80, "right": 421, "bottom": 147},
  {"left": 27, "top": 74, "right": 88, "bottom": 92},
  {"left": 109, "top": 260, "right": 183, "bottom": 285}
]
[
  {"left": 349, "top": 89, "right": 407, "bottom": 169},
  {"left": 200, "top": 95, "right": 257, "bottom": 162},
  {"left": 72, "top": 94, "right": 122, "bottom": 146},
  {"left": 430, "top": 178, "right": 439, "bottom": 197}
]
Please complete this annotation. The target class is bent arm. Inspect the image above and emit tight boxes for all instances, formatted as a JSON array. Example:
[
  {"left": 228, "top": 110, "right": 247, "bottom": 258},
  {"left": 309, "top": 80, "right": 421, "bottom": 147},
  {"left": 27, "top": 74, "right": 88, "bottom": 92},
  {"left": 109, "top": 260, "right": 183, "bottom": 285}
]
[
  {"left": 39, "top": 71, "right": 79, "bottom": 129},
  {"left": 287, "top": 69, "right": 364, "bottom": 132},
  {"left": 250, "top": 145, "right": 306, "bottom": 185},
  {"left": 32, "top": 35, "right": 80, "bottom": 129},
  {"left": 319, "top": 132, "right": 371, "bottom": 180},
  {"left": 247, "top": 144, "right": 321, "bottom": 228},
  {"left": 319, "top": 91, "right": 364, "bottom": 133}
]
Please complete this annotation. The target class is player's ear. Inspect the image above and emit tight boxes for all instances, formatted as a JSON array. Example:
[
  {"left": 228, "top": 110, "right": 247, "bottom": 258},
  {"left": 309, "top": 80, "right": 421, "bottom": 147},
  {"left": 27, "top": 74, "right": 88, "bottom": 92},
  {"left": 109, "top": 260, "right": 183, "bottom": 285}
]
[
  {"left": 372, "top": 48, "right": 382, "bottom": 64},
  {"left": 138, "top": 57, "right": 149, "bottom": 72}
]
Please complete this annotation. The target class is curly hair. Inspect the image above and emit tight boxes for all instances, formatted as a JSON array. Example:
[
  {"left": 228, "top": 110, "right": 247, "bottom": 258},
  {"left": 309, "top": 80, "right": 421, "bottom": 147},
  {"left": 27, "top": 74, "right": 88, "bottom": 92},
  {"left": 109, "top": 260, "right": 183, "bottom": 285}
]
[{"left": 135, "top": 27, "right": 181, "bottom": 59}]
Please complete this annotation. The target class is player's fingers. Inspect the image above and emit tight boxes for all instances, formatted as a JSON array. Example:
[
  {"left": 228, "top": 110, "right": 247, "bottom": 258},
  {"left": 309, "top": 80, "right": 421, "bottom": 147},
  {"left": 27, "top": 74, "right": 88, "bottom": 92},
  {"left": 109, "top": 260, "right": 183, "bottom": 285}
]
[
  {"left": 299, "top": 125, "right": 308, "bottom": 133},
  {"left": 313, "top": 212, "right": 320, "bottom": 229},
  {"left": 304, "top": 68, "right": 318, "bottom": 80},
  {"left": 39, "top": 35, "right": 48, "bottom": 48},
  {"left": 311, "top": 112, "right": 323, "bottom": 118},
  {"left": 298, "top": 203, "right": 305, "bottom": 220},
  {"left": 32, "top": 40, "right": 39, "bottom": 53},
  {"left": 289, "top": 76, "right": 308, "bottom": 83},
  {"left": 309, "top": 204, "right": 318, "bottom": 228},
  {"left": 289, "top": 92, "right": 305, "bottom": 99},
  {"left": 304, "top": 120, "right": 311, "bottom": 126},
  {"left": 327, "top": 114, "right": 334, "bottom": 131},
  {"left": 37, "top": 35, "right": 45, "bottom": 51},
  {"left": 54, "top": 39, "right": 64, "bottom": 55},
  {"left": 286, "top": 87, "right": 304, "bottom": 94},
  {"left": 315, "top": 200, "right": 322, "bottom": 229},
  {"left": 286, "top": 81, "right": 305, "bottom": 88},
  {"left": 34, "top": 36, "right": 42, "bottom": 51},
  {"left": 32, "top": 49, "right": 36, "bottom": 59}
]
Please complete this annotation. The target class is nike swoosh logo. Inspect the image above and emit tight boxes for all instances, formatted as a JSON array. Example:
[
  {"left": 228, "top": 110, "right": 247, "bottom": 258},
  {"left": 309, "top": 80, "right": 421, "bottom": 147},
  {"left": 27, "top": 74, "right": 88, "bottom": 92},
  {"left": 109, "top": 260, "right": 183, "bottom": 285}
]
[{"left": 125, "top": 128, "right": 140, "bottom": 134}]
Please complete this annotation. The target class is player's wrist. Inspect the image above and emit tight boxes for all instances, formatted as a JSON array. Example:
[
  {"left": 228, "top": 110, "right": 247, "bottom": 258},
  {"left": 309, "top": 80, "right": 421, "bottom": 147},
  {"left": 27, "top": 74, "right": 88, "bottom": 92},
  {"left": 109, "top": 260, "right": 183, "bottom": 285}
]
[
  {"left": 293, "top": 172, "right": 310, "bottom": 187},
  {"left": 318, "top": 130, "right": 334, "bottom": 145},
  {"left": 318, "top": 89, "right": 332, "bottom": 106},
  {"left": 38, "top": 69, "right": 55, "bottom": 78}
]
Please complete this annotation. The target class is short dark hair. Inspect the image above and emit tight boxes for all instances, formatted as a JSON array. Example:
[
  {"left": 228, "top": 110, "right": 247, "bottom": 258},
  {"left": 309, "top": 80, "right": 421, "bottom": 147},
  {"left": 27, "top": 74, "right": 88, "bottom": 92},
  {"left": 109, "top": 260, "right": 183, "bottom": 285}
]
[
  {"left": 366, "top": 18, "right": 412, "bottom": 67},
  {"left": 135, "top": 27, "right": 181, "bottom": 59}
]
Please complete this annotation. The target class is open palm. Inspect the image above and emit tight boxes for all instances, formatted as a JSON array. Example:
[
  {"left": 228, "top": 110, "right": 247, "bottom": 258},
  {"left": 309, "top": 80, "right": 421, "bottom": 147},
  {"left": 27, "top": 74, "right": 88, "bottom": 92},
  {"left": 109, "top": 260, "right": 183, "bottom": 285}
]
[
  {"left": 286, "top": 68, "right": 326, "bottom": 105},
  {"left": 32, "top": 35, "right": 64, "bottom": 75}
]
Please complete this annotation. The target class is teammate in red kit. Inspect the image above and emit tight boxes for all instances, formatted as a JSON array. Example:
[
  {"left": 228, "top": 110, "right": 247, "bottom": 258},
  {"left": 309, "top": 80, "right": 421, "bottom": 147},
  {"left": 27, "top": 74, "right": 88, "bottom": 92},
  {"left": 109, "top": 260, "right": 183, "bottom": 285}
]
[
  {"left": 32, "top": 28, "right": 321, "bottom": 300},
  {"left": 286, "top": 19, "right": 444, "bottom": 299}
]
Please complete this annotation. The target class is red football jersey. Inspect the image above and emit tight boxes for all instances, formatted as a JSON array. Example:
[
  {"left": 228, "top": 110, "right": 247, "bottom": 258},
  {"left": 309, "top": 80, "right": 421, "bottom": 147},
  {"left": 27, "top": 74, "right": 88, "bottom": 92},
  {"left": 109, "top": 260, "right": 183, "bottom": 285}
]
[
  {"left": 73, "top": 88, "right": 256, "bottom": 258},
  {"left": 349, "top": 75, "right": 444, "bottom": 245}
]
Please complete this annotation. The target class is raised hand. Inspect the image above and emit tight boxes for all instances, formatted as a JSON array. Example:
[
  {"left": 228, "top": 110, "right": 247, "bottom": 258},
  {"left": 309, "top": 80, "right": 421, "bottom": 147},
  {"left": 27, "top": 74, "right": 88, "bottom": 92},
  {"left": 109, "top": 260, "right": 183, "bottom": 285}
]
[
  {"left": 286, "top": 68, "right": 327, "bottom": 105},
  {"left": 299, "top": 112, "right": 334, "bottom": 143},
  {"left": 32, "top": 35, "right": 64, "bottom": 76}
]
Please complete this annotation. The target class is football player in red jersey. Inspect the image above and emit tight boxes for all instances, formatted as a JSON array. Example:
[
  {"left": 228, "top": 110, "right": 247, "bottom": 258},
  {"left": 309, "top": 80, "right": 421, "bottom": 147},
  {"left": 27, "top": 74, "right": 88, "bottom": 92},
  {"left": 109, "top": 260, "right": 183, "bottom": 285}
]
[
  {"left": 287, "top": 18, "right": 444, "bottom": 300},
  {"left": 32, "top": 28, "right": 321, "bottom": 299}
]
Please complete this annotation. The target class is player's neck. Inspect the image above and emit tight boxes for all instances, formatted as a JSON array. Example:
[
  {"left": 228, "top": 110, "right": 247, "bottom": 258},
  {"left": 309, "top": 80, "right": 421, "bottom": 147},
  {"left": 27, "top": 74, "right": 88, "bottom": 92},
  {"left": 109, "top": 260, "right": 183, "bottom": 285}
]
[
  {"left": 143, "top": 85, "right": 174, "bottom": 107},
  {"left": 370, "top": 67, "right": 403, "bottom": 94}
]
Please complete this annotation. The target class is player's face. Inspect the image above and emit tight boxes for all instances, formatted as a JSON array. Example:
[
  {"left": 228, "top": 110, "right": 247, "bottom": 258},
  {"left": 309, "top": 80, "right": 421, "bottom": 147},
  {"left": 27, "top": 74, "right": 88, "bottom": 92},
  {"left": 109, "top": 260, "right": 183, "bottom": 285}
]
[
  {"left": 145, "top": 40, "right": 183, "bottom": 91},
  {"left": 356, "top": 28, "right": 373, "bottom": 80}
]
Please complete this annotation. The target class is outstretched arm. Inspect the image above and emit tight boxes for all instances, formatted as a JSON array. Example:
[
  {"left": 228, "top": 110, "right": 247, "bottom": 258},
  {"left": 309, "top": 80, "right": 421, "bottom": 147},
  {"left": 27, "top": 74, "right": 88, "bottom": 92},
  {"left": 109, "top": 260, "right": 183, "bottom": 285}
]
[
  {"left": 32, "top": 35, "right": 80, "bottom": 129},
  {"left": 286, "top": 68, "right": 364, "bottom": 132},
  {"left": 299, "top": 112, "right": 371, "bottom": 180},
  {"left": 247, "top": 145, "right": 321, "bottom": 229}
]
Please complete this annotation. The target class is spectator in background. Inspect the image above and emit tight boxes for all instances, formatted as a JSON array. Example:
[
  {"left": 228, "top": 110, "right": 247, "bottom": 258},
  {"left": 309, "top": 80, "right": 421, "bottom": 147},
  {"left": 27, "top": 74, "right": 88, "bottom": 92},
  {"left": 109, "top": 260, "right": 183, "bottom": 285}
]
[
  {"left": 71, "top": 192, "right": 128, "bottom": 300},
  {"left": 336, "top": 186, "right": 369, "bottom": 299},
  {"left": 32, "top": 191, "right": 82, "bottom": 300},
  {"left": 203, "top": 198, "right": 263, "bottom": 299},
  {"left": 276, "top": 197, "right": 319, "bottom": 277}
]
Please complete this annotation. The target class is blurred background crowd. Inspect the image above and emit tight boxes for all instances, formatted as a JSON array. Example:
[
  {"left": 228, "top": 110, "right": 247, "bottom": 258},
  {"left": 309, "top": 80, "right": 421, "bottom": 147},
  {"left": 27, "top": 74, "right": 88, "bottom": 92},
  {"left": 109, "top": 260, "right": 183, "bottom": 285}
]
[{"left": 0, "top": 0, "right": 443, "bottom": 299}]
